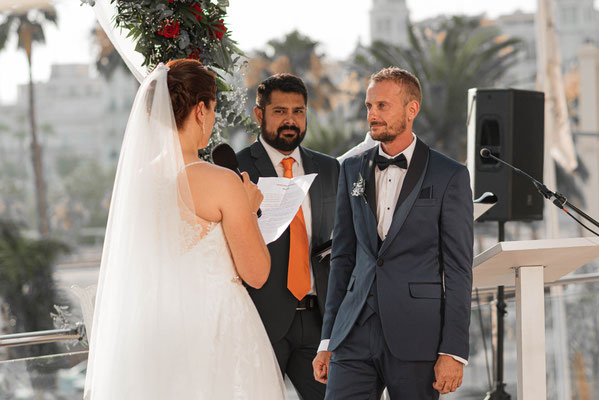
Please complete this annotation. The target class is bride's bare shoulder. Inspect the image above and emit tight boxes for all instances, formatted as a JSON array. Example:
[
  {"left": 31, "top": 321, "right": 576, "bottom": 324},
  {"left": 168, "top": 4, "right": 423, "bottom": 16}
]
[{"left": 185, "top": 162, "right": 243, "bottom": 197}]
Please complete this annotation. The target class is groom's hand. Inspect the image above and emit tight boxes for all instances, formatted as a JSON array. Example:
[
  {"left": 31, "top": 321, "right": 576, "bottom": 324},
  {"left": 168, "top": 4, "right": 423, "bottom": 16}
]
[
  {"left": 433, "top": 355, "right": 463, "bottom": 394},
  {"left": 312, "top": 351, "right": 332, "bottom": 384}
]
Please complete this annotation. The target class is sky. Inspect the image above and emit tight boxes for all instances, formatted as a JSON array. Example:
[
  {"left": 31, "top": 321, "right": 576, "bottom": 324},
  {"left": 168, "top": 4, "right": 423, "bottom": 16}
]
[{"left": 0, "top": 0, "right": 594, "bottom": 104}]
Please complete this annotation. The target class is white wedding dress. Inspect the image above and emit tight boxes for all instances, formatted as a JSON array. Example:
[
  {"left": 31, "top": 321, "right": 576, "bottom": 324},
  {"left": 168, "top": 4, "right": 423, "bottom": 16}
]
[{"left": 84, "top": 65, "right": 285, "bottom": 399}]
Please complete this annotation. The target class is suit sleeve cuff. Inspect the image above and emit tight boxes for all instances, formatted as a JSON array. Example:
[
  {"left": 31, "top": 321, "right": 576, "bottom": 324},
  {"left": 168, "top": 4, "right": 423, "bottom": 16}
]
[
  {"left": 438, "top": 352, "right": 468, "bottom": 366},
  {"left": 318, "top": 339, "right": 330, "bottom": 353}
]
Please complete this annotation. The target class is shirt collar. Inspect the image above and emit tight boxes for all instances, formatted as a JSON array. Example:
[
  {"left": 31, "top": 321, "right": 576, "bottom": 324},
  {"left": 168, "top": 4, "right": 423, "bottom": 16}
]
[
  {"left": 259, "top": 135, "right": 303, "bottom": 168},
  {"left": 377, "top": 132, "right": 417, "bottom": 168}
]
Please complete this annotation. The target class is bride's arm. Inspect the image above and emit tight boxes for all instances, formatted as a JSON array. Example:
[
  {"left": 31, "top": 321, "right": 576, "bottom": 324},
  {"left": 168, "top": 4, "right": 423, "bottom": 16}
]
[
  {"left": 216, "top": 170, "right": 270, "bottom": 288},
  {"left": 187, "top": 164, "right": 270, "bottom": 288}
]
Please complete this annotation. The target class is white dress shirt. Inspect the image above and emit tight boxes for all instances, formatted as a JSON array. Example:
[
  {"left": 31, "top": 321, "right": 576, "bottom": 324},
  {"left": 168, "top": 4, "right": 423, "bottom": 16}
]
[
  {"left": 375, "top": 133, "right": 416, "bottom": 240},
  {"left": 259, "top": 137, "right": 316, "bottom": 296},
  {"left": 319, "top": 134, "right": 467, "bottom": 366}
]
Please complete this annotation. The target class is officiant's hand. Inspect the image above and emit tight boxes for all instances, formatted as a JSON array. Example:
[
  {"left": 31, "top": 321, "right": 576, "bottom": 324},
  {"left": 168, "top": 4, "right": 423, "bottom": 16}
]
[
  {"left": 432, "top": 355, "right": 463, "bottom": 394},
  {"left": 312, "top": 351, "right": 332, "bottom": 384},
  {"left": 241, "top": 172, "right": 263, "bottom": 213}
]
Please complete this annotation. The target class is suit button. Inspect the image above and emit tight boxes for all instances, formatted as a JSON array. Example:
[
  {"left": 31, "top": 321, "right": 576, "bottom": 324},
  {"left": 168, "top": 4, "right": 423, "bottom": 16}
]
[{"left": 377, "top": 259, "right": 384, "bottom": 266}]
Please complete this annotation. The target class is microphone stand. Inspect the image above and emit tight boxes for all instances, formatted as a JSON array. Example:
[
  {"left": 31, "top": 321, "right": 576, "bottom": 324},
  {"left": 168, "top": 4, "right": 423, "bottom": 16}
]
[
  {"left": 482, "top": 150, "right": 599, "bottom": 234},
  {"left": 483, "top": 221, "right": 511, "bottom": 400},
  {"left": 479, "top": 148, "right": 599, "bottom": 400}
]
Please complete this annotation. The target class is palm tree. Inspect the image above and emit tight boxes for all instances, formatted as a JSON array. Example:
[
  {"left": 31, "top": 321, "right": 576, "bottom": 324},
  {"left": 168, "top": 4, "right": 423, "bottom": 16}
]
[
  {"left": 355, "top": 16, "right": 522, "bottom": 161},
  {"left": 0, "top": 6, "right": 58, "bottom": 236},
  {"left": 245, "top": 30, "right": 339, "bottom": 113}
]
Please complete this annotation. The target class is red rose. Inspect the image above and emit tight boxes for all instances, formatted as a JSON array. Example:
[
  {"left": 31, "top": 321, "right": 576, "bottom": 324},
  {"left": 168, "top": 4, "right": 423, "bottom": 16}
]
[
  {"left": 168, "top": 0, "right": 174, "bottom": 3},
  {"left": 188, "top": 48, "right": 201, "bottom": 60},
  {"left": 210, "top": 19, "right": 226, "bottom": 40},
  {"left": 190, "top": 3, "right": 203, "bottom": 21},
  {"left": 157, "top": 19, "right": 180, "bottom": 38}
]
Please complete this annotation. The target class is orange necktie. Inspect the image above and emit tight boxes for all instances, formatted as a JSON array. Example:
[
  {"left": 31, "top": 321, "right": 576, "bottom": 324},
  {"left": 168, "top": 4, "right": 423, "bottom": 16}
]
[{"left": 281, "top": 157, "right": 310, "bottom": 300}]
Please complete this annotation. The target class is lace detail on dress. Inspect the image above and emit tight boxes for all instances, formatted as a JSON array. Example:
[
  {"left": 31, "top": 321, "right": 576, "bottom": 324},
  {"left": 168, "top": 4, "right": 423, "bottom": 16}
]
[{"left": 179, "top": 217, "right": 218, "bottom": 253}]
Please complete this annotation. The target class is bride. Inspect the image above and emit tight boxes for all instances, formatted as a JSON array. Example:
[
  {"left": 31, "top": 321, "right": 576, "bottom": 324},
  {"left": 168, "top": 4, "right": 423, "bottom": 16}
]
[{"left": 84, "top": 59, "right": 286, "bottom": 399}]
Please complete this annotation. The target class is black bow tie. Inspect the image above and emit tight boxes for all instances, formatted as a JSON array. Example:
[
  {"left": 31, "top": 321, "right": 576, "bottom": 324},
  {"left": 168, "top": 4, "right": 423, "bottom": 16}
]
[{"left": 375, "top": 153, "right": 407, "bottom": 170}]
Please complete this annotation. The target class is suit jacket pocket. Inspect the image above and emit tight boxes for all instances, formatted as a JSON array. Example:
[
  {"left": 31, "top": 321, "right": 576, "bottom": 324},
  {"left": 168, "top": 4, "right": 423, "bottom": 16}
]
[
  {"left": 409, "top": 282, "right": 443, "bottom": 299},
  {"left": 413, "top": 198, "right": 436, "bottom": 207},
  {"left": 347, "top": 275, "right": 356, "bottom": 292}
]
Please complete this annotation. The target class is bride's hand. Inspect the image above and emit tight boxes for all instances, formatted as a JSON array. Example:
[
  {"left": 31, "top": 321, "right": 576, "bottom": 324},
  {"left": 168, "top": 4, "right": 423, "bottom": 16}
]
[{"left": 242, "top": 172, "right": 263, "bottom": 214}]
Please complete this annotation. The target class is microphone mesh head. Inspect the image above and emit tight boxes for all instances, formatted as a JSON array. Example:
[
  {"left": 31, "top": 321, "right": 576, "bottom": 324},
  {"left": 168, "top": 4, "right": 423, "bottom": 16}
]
[{"left": 211, "top": 143, "right": 239, "bottom": 170}]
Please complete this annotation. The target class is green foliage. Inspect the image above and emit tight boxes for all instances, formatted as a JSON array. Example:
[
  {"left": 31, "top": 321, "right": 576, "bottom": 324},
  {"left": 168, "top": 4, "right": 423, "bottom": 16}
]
[
  {"left": 265, "top": 30, "right": 320, "bottom": 74},
  {"left": 356, "top": 16, "right": 522, "bottom": 161},
  {"left": 0, "top": 8, "right": 57, "bottom": 52},
  {"left": 0, "top": 220, "right": 69, "bottom": 358},
  {"left": 303, "top": 109, "right": 366, "bottom": 157},
  {"left": 87, "top": 0, "right": 259, "bottom": 140}
]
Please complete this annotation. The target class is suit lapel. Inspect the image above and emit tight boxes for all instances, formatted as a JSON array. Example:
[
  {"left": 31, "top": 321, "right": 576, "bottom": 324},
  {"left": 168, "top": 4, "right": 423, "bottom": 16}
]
[
  {"left": 300, "top": 147, "right": 322, "bottom": 242},
  {"left": 362, "top": 146, "right": 378, "bottom": 218},
  {"left": 379, "top": 138, "right": 430, "bottom": 256},
  {"left": 249, "top": 141, "right": 278, "bottom": 178},
  {"left": 356, "top": 147, "right": 379, "bottom": 254}
]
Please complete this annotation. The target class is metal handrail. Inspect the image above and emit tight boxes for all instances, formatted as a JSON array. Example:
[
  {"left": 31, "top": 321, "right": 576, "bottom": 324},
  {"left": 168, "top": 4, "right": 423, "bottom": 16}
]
[
  {"left": 473, "top": 271, "right": 599, "bottom": 297},
  {"left": 0, "top": 326, "right": 84, "bottom": 348}
]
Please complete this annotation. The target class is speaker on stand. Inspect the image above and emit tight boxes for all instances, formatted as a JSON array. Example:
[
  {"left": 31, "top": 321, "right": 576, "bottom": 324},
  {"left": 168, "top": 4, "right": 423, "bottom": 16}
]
[{"left": 466, "top": 88, "right": 545, "bottom": 400}]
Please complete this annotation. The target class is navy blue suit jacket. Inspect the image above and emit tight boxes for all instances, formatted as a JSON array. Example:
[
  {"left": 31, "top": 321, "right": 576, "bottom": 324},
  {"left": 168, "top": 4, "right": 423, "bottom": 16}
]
[{"left": 321, "top": 138, "right": 473, "bottom": 361}]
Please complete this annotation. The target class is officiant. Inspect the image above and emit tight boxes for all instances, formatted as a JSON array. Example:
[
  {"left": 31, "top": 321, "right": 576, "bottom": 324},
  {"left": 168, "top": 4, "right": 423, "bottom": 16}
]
[{"left": 237, "top": 73, "right": 339, "bottom": 399}]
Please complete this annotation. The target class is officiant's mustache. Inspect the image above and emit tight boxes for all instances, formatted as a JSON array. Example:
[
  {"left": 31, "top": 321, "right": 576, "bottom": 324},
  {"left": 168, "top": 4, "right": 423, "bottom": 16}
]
[{"left": 277, "top": 124, "right": 301, "bottom": 135}]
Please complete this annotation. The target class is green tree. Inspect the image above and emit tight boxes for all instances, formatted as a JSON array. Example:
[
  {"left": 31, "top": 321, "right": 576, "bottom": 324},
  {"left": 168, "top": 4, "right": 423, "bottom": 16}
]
[
  {"left": 245, "top": 30, "right": 339, "bottom": 113},
  {"left": 0, "top": 220, "right": 68, "bottom": 359},
  {"left": 0, "top": 7, "right": 58, "bottom": 236},
  {"left": 303, "top": 109, "right": 367, "bottom": 157},
  {"left": 355, "top": 16, "right": 522, "bottom": 161}
]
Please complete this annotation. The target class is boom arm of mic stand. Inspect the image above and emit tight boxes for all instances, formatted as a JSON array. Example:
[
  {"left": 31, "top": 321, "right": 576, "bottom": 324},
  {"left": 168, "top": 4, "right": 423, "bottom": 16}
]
[
  {"left": 486, "top": 152, "right": 599, "bottom": 230},
  {"left": 487, "top": 153, "right": 555, "bottom": 199}
]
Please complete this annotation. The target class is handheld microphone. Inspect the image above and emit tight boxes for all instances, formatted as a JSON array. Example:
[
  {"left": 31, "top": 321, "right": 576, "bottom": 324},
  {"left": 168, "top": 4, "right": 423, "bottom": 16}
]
[
  {"left": 211, "top": 143, "right": 262, "bottom": 218},
  {"left": 479, "top": 148, "right": 491, "bottom": 159}
]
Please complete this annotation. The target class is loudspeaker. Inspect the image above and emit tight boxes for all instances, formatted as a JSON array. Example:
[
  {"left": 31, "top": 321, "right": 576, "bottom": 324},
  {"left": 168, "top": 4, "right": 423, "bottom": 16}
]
[{"left": 467, "top": 88, "right": 545, "bottom": 222}]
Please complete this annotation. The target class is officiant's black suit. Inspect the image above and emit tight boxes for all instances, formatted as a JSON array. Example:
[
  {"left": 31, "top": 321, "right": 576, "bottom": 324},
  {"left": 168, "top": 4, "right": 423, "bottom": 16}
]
[{"left": 237, "top": 140, "right": 339, "bottom": 400}]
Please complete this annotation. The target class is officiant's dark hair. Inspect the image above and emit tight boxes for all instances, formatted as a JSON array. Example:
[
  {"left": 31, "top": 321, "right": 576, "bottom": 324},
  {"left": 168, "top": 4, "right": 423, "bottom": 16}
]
[
  {"left": 166, "top": 59, "right": 217, "bottom": 129},
  {"left": 256, "top": 73, "right": 307, "bottom": 109}
]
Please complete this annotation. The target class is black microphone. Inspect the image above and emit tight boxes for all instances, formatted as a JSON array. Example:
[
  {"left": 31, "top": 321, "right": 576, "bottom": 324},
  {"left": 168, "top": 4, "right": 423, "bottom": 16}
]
[
  {"left": 211, "top": 143, "right": 262, "bottom": 218},
  {"left": 479, "top": 148, "right": 491, "bottom": 159}
]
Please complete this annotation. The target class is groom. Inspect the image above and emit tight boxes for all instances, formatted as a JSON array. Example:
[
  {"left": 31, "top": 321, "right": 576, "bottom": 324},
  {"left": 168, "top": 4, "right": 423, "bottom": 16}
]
[
  {"left": 237, "top": 73, "right": 339, "bottom": 399},
  {"left": 313, "top": 67, "right": 473, "bottom": 399}
]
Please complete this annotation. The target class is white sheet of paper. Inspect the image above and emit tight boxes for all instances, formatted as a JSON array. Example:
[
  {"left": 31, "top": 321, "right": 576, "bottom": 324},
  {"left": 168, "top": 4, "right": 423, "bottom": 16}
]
[{"left": 257, "top": 173, "right": 317, "bottom": 244}]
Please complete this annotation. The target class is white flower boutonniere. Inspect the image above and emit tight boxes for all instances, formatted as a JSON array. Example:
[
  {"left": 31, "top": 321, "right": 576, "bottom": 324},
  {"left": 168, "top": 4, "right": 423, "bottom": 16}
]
[{"left": 351, "top": 172, "right": 368, "bottom": 204}]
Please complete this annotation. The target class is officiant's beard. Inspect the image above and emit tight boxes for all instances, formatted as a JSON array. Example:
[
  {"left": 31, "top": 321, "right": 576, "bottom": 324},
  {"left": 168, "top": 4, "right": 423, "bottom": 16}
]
[{"left": 260, "top": 119, "right": 307, "bottom": 152}]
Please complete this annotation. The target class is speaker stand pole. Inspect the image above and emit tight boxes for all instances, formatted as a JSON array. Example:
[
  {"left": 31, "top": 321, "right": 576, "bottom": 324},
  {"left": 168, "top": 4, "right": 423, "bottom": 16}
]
[{"left": 484, "top": 221, "right": 511, "bottom": 400}]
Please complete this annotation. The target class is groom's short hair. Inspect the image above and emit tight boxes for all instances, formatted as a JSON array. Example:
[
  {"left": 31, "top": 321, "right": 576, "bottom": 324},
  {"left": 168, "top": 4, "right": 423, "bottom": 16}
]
[
  {"left": 371, "top": 67, "right": 422, "bottom": 105},
  {"left": 256, "top": 73, "right": 308, "bottom": 109}
]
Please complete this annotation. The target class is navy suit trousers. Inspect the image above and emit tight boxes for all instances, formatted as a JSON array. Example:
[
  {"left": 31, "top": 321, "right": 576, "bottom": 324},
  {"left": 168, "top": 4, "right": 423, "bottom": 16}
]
[{"left": 325, "top": 307, "right": 440, "bottom": 400}]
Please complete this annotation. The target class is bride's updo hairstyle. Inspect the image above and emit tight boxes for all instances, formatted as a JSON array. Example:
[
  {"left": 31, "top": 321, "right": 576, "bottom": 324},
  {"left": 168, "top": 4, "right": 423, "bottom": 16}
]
[{"left": 166, "top": 59, "right": 217, "bottom": 129}]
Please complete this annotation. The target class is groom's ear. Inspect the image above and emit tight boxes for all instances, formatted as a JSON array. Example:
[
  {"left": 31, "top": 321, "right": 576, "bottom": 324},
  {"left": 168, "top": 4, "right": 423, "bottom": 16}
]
[{"left": 253, "top": 106, "right": 263, "bottom": 126}]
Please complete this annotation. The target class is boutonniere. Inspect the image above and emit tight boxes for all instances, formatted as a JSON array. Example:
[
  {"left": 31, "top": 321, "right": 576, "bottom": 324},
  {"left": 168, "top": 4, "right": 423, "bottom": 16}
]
[{"left": 351, "top": 172, "right": 367, "bottom": 204}]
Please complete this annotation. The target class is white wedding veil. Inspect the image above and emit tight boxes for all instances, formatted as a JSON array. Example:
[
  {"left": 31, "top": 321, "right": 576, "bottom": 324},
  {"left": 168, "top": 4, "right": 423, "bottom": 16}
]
[
  {"left": 91, "top": 0, "right": 146, "bottom": 82},
  {"left": 84, "top": 64, "right": 199, "bottom": 399}
]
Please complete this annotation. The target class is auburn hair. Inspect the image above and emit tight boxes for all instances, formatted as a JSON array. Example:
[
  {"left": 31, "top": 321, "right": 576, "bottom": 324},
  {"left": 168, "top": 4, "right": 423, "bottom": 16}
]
[{"left": 166, "top": 59, "right": 217, "bottom": 129}]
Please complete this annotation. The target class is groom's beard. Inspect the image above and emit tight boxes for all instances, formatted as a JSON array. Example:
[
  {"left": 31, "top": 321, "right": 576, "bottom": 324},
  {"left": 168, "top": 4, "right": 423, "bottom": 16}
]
[
  {"left": 261, "top": 117, "right": 307, "bottom": 152},
  {"left": 369, "top": 118, "right": 407, "bottom": 143}
]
